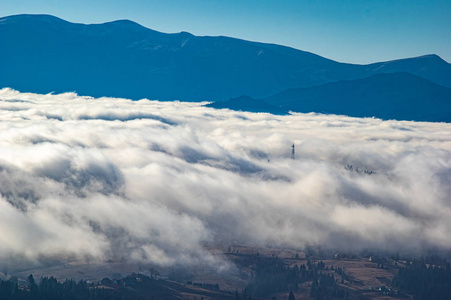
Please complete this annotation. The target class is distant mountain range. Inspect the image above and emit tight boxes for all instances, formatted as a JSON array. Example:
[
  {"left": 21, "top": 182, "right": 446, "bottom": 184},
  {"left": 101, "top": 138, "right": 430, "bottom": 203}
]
[
  {"left": 1, "top": 14, "right": 450, "bottom": 121},
  {"left": 209, "top": 72, "right": 451, "bottom": 122}
]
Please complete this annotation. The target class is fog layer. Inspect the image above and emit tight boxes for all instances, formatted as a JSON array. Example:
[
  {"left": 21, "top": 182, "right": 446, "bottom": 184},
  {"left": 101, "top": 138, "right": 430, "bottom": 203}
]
[{"left": 1, "top": 88, "right": 451, "bottom": 266}]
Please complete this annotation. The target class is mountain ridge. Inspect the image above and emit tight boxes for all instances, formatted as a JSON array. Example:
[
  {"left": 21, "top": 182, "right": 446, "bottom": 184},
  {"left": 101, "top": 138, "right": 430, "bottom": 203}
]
[
  {"left": 1, "top": 14, "right": 450, "bottom": 103},
  {"left": 209, "top": 72, "right": 451, "bottom": 122},
  {"left": 3, "top": 14, "right": 447, "bottom": 64}
]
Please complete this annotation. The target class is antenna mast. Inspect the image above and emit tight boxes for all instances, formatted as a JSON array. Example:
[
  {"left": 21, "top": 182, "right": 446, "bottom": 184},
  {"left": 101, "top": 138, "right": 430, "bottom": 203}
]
[{"left": 291, "top": 144, "right": 295, "bottom": 160}]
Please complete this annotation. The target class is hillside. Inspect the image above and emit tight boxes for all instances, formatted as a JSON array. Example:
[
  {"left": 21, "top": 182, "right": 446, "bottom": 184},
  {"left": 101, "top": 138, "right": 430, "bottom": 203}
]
[{"left": 210, "top": 73, "right": 451, "bottom": 122}]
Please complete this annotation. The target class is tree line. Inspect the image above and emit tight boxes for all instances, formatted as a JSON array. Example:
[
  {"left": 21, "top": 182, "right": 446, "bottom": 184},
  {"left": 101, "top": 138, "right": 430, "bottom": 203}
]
[{"left": 392, "top": 257, "right": 451, "bottom": 300}]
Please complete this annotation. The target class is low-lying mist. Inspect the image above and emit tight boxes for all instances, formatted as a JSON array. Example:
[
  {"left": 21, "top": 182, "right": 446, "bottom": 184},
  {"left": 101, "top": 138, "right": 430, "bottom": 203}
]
[{"left": 1, "top": 88, "right": 451, "bottom": 269}]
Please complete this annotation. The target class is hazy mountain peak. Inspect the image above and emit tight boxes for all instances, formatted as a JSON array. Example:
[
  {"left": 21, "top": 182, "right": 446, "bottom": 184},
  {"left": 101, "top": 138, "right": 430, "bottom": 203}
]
[
  {"left": 0, "top": 13, "right": 59, "bottom": 21},
  {"left": 0, "top": 14, "right": 160, "bottom": 36},
  {"left": 0, "top": 14, "right": 68, "bottom": 26},
  {"left": 179, "top": 31, "right": 194, "bottom": 37},
  {"left": 368, "top": 53, "right": 449, "bottom": 67},
  {"left": 93, "top": 18, "right": 151, "bottom": 32},
  {"left": 417, "top": 54, "right": 447, "bottom": 62},
  {"left": 398, "top": 54, "right": 449, "bottom": 65}
]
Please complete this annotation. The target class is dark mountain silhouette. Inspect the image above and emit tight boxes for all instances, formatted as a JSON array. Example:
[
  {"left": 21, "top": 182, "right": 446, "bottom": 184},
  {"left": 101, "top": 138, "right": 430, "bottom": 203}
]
[
  {"left": 210, "top": 73, "right": 451, "bottom": 122},
  {"left": 1, "top": 14, "right": 450, "bottom": 101}
]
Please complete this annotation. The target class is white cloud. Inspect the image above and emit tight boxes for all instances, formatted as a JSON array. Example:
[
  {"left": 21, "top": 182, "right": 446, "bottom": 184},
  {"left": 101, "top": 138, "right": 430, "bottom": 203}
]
[{"left": 1, "top": 87, "right": 451, "bottom": 267}]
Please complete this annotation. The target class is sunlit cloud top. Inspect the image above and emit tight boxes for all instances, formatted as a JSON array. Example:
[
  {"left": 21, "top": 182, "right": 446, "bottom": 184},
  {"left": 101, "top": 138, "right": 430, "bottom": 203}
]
[{"left": 1, "top": 88, "right": 451, "bottom": 268}]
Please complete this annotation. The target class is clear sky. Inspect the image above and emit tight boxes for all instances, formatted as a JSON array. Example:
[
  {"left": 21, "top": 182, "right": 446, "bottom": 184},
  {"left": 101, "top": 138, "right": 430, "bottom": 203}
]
[{"left": 1, "top": 0, "right": 450, "bottom": 64}]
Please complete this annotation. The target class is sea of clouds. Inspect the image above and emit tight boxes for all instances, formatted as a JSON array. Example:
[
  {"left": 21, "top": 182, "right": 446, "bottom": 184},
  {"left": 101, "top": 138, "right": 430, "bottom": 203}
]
[{"left": 1, "top": 88, "right": 451, "bottom": 268}]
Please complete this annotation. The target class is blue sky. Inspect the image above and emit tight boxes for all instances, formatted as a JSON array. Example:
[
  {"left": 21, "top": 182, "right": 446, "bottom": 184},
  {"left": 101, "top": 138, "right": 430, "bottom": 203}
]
[{"left": 1, "top": 0, "right": 450, "bottom": 64}]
